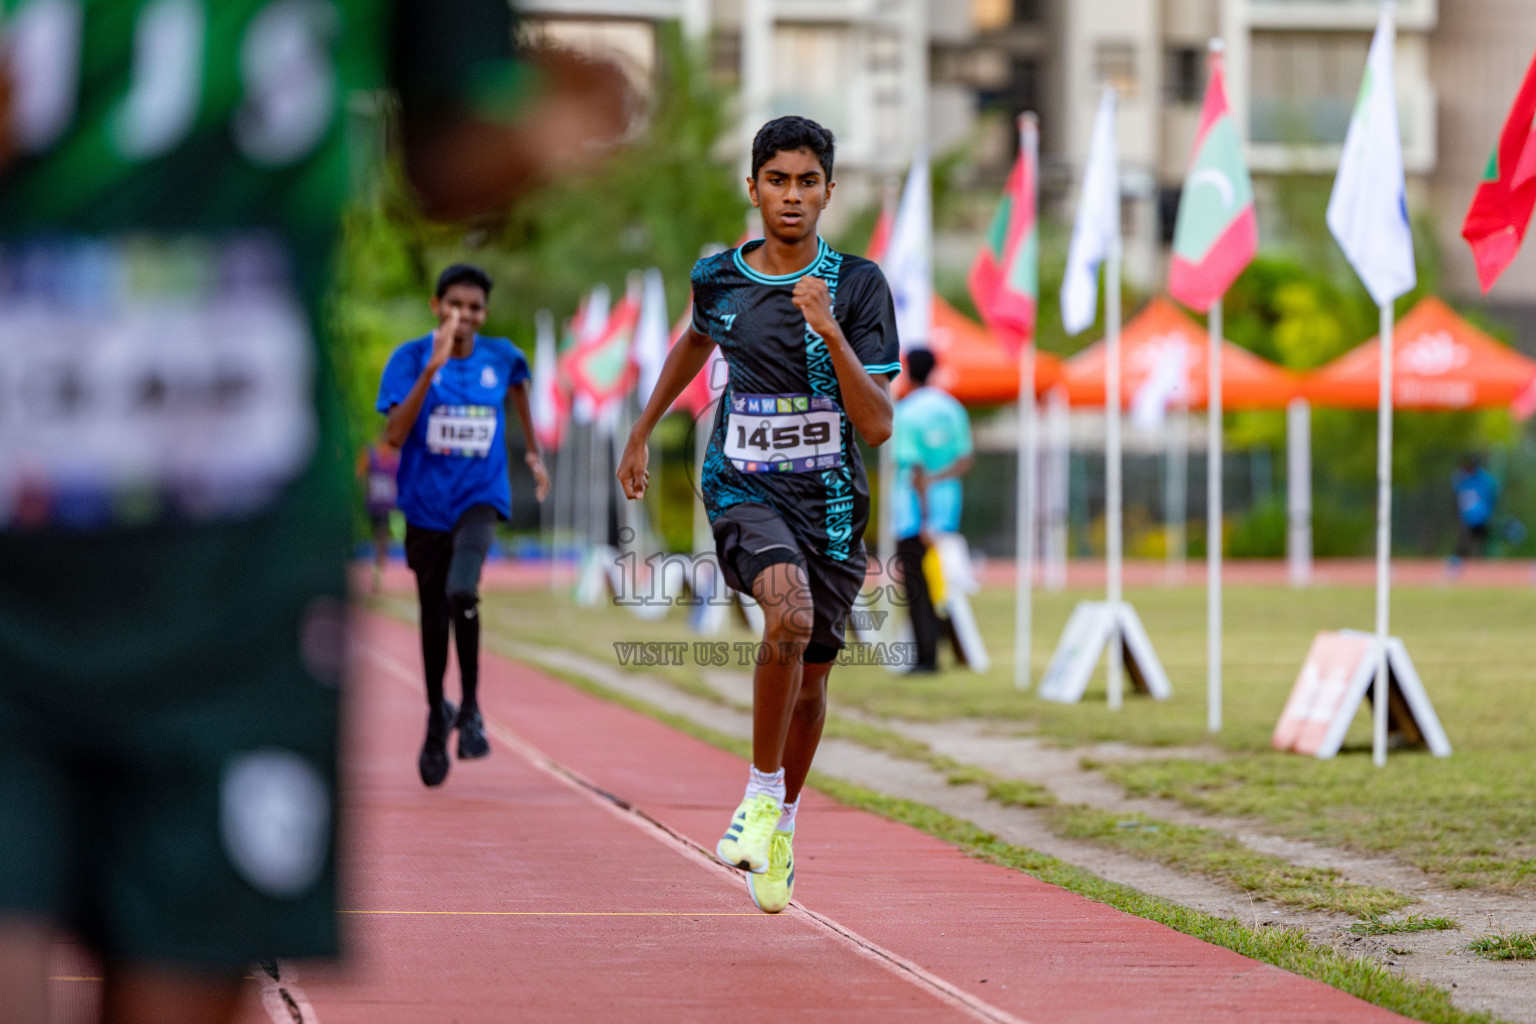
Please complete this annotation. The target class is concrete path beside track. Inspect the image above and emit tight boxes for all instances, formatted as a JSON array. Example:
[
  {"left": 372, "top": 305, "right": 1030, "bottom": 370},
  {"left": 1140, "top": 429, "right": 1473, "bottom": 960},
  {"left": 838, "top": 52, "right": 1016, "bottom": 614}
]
[{"left": 263, "top": 612, "right": 1418, "bottom": 1023}]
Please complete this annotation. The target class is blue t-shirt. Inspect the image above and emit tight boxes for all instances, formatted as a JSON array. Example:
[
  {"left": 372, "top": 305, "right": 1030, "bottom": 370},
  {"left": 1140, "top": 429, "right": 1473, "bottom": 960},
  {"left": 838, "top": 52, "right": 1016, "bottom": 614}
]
[
  {"left": 1453, "top": 467, "right": 1498, "bottom": 528},
  {"left": 376, "top": 334, "right": 530, "bottom": 532},
  {"left": 893, "top": 386, "right": 973, "bottom": 539}
]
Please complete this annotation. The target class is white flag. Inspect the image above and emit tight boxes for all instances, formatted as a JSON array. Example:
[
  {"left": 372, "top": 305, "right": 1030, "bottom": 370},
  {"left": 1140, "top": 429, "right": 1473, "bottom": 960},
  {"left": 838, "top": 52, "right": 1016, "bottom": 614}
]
[
  {"left": 884, "top": 151, "right": 932, "bottom": 352},
  {"left": 1061, "top": 89, "right": 1120, "bottom": 335},
  {"left": 633, "top": 268, "right": 669, "bottom": 406},
  {"left": 530, "top": 309, "right": 560, "bottom": 450},
  {"left": 578, "top": 283, "right": 610, "bottom": 343},
  {"left": 1326, "top": 3, "right": 1415, "bottom": 306}
]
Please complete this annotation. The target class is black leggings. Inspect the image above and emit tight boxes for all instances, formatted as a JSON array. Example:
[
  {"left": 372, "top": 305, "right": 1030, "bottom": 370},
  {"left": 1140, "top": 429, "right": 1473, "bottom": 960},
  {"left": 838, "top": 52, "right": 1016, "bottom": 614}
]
[{"left": 405, "top": 504, "right": 498, "bottom": 714}]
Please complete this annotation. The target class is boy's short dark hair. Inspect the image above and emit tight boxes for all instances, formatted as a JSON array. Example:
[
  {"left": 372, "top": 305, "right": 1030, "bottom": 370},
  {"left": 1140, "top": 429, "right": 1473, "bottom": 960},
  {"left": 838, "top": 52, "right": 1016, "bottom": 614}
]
[
  {"left": 435, "top": 263, "right": 493, "bottom": 299},
  {"left": 907, "top": 348, "right": 936, "bottom": 385},
  {"left": 751, "top": 116, "right": 836, "bottom": 181}
]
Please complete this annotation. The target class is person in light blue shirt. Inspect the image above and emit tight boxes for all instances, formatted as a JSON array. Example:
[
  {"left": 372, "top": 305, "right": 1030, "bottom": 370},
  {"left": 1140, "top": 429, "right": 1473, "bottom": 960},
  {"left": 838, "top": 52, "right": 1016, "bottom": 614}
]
[
  {"left": 893, "top": 349, "right": 974, "bottom": 672},
  {"left": 377, "top": 264, "right": 548, "bottom": 786}
]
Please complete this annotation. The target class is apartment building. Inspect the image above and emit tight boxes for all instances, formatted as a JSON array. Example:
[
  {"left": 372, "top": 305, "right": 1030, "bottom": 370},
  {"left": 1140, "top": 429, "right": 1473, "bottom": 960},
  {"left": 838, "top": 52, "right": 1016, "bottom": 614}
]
[{"left": 517, "top": 0, "right": 930, "bottom": 227}]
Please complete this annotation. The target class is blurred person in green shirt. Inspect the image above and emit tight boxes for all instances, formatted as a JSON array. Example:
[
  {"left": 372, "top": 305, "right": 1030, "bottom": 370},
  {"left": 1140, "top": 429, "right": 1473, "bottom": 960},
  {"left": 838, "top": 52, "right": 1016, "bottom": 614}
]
[{"left": 0, "top": 1, "right": 627, "bottom": 1020}]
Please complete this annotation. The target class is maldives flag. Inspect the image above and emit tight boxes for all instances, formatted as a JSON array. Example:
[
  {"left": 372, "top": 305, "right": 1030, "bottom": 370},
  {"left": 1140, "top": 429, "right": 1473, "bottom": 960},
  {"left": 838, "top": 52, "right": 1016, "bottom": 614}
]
[
  {"left": 1168, "top": 48, "right": 1257, "bottom": 312},
  {"left": 967, "top": 115, "right": 1038, "bottom": 352},
  {"left": 566, "top": 291, "right": 640, "bottom": 415},
  {"left": 1462, "top": 49, "right": 1536, "bottom": 293}
]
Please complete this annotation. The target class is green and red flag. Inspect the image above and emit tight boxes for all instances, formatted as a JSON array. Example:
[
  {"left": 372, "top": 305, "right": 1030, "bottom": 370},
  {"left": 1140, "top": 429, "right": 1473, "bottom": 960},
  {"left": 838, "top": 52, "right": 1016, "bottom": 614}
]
[
  {"left": 1169, "top": 47, "right": 1257, "bottom": 312},
  {"left": 565, "top": 291, "right": 640, "bottom": 417},
  {"left": 967, "top": 116, "right": 1038, "bottom": 353},
  {"left": 1462, "top": 48, "right": 1536, "bottom": 293}
]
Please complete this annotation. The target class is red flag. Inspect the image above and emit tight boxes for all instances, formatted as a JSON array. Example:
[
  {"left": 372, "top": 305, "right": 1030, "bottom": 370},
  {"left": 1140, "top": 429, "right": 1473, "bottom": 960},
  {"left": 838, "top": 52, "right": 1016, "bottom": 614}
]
[
  {"left": 565, "top": 293, "right": 640, "bottom": 415},
  {"left": 967, "top": 119, "right": 1037, "bottom": 352},
  {"left": 1463, "top": 49, "right": 1536, "bottom": 293},
  {"left": 865, "top": 197, "right": 896, "bottom": 264}
]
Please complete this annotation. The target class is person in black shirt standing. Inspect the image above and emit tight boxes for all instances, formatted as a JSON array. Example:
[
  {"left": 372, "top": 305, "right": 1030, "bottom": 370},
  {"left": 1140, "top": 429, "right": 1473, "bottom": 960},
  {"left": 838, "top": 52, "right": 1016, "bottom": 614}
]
[{"left": 618, "top": 116, "right": 899, "bottom": 914}]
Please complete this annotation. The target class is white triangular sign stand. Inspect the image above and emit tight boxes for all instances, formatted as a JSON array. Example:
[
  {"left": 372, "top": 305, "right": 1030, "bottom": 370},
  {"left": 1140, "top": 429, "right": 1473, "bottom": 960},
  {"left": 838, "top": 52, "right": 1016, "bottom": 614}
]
[
  {"left": 574, "top": 544, "right": 622, "bottom": 607},
  {"left": 934, "top": 533, "right": 990, "bottom": 673},
  {"left": 1273, "top": 630, "right": 1450, "bottom": 759},
  {"left": 1038, "top": 601, "right": 1172, "bottom": 704}
]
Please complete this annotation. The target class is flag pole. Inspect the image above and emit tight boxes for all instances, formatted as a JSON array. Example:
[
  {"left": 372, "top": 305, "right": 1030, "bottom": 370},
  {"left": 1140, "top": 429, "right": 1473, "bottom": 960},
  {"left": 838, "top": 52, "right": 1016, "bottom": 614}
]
[
  {"left": 693, "top": 409, "right": 710, "bottom": 556},
  {"left": 1106, "top": 235, "right": 1124, "bottom": 710},
  {"left": 1046, "top": 386, "right": 1069, "bottom": 590},
  {"left": 1374, "top": 300, "right": 1393, "bottom": 766},
  {"left": 876, "top": 176, "right": 901, "bottom": 586},
  {"left": 1207, "top": 297, "right": 1223, "bottom": 733},
  {"left": 1014, "top": 113, "right": 1040, "bottom": 690},
  {"left": 1165, "top": 399, "right": 1187, "bottom": 585}
]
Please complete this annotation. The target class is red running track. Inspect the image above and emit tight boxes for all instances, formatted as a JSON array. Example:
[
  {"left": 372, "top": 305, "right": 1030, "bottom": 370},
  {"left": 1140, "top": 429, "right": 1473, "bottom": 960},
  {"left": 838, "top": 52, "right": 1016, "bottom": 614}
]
[{"left": 242, "top": 612, "right": 1416, "bottom": 1024}]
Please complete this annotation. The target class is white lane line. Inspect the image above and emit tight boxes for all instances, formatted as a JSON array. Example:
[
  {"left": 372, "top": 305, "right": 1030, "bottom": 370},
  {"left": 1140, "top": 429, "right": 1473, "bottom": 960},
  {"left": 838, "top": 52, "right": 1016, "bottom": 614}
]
[{"left": 363, "top": 639, "right": 1034, "bottom": 1024}]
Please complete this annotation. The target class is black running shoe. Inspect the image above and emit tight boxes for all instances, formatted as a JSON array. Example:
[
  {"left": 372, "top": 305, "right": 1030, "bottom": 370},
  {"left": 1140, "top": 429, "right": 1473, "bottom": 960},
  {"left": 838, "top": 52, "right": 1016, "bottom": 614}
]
[
  {"left": 456, "top": 706, "right": 490, "bottom": 760},
  {"left": 418, "top": 700, "right": 458, "bottom": 787}
]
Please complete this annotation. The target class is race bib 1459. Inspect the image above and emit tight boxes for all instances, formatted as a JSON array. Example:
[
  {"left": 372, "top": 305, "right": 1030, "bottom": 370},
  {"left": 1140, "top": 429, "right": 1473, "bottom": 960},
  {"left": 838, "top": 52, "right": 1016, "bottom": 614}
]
[{"left": 723, "top": 393, "right": 843, "bottom": 474}]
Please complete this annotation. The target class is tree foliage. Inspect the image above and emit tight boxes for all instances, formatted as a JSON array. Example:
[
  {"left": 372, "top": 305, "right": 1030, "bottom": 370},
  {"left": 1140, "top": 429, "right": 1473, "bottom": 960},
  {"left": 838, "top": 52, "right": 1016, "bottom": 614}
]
[{"left": 328, "top": 25, "right": 748, "bottom": 451}]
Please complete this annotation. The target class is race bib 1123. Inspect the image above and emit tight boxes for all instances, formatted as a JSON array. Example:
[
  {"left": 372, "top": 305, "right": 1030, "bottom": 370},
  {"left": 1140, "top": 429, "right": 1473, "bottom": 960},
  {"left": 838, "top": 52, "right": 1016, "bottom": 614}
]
[
  {"left": 723, "top": 393, "right": 843, "bottom": 474},
  {"left": 426, "top": 405, "right": 496, "bottom": 457}
]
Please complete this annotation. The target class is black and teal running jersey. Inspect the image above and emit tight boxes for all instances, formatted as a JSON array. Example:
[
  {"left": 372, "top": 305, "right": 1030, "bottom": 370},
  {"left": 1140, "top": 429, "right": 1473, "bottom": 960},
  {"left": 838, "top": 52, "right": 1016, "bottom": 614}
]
[{"left": 690, "top": 238, "right": 900, "bottom": 564}]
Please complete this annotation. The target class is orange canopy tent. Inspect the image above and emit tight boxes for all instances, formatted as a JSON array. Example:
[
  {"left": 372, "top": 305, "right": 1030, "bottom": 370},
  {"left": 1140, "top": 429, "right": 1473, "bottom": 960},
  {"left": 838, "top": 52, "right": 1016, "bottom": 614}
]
[
  {"left": 1061, "top": 297, "right": 1299, "bottom": 409},
  {"left": 895, "top": 295, "right": 1062, "bottom": 405},
  {"left": 1303, "top": 296, "right": 1536, "bottom": 410}
]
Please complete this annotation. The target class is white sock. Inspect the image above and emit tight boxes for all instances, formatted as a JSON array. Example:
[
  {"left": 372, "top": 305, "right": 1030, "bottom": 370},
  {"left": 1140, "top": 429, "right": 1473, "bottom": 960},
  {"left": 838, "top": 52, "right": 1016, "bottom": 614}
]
[
  {"left": 745, "top": 765, "right": 786, "bottom": 805},
  {"left": 777, "top": 798, "right": 799, "bottom": 833}
]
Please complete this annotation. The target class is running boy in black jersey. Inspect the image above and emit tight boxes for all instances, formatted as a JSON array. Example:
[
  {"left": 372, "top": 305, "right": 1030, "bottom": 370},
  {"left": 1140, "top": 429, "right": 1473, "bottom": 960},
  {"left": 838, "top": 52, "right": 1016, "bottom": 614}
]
[{"left": 618, "top": 117, "right": 899, "bottom": 914}]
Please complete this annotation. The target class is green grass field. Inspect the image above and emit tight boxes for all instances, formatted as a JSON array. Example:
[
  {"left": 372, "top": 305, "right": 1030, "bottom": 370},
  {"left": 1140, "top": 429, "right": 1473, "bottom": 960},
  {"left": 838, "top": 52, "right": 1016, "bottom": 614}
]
[{"left": 475, "top": 580, "right": 1536, "bottom": 894}]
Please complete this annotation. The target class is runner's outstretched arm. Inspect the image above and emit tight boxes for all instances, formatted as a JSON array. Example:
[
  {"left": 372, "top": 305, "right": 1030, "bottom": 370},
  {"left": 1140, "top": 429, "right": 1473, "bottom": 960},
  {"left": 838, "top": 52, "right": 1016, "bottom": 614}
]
[
  {"left": 792, "top": 276, "right": 892, "bottom": 446},
  {"left": 506, "top": 381, "right": 550, "bottom": 501},
  {"left": 617, "top": 326, "right": 717, "bottom": 500}
]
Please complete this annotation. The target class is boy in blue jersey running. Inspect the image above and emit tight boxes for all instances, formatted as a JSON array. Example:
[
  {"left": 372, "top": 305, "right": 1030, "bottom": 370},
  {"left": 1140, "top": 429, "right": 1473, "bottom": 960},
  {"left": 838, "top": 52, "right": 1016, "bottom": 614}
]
[
  {"left": 618, "top": 117, "right": 900, "bottom": 914},
  {"left": 377, "top": 264, "right": 549, "bottom": 787}
]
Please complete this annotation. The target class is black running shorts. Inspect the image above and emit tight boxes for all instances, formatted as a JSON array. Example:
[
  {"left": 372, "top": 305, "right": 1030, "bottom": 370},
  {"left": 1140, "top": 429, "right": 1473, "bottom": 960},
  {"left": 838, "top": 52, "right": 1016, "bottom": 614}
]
[{"left": 712, "top": 502, "right": 866, "bottom": 651}]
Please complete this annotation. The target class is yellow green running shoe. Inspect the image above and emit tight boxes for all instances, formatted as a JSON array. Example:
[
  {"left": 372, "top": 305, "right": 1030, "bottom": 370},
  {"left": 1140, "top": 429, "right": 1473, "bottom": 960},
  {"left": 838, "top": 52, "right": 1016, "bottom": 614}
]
[
  {"left": 715, "top": 793, "right": 780, "bottom": 874},
  {"left": 747, "top": 829, "right": 795, "bottom": 913}
]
